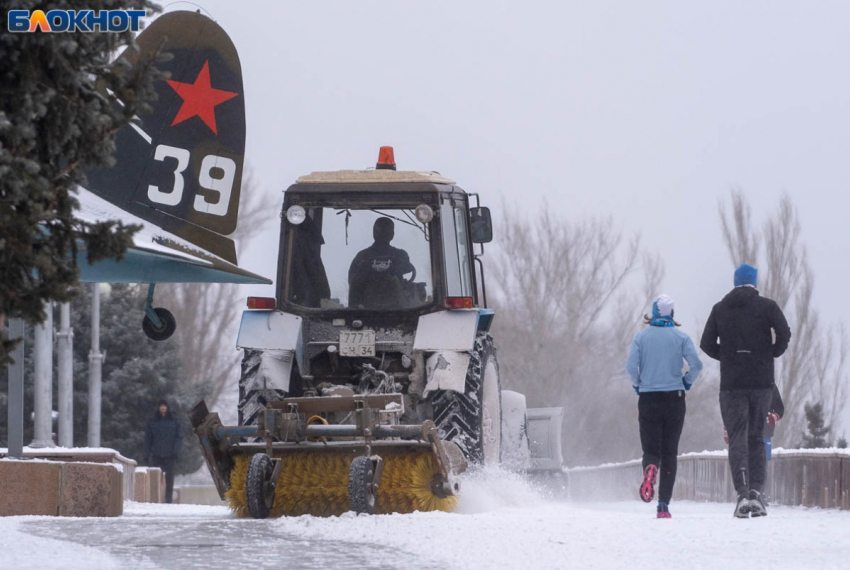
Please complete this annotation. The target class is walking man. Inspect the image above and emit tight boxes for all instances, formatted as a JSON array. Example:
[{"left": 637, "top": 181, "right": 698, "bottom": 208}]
[
  {"left": 701, "top": 264, "right": 791, "bottom": 518},
  {"left": 626, "top": 294, "right": 703, "bottom": 518},
  {"left": 144, "top": 399, "right": 182, "bottom": 503}
]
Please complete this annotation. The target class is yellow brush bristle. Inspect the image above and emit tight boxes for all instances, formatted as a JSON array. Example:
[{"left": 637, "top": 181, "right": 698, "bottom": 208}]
[
  {"left": 225, "top": 454, "right": 251, "bottom": 518},
  {"left": 227, "top": 449, "right": 458, "bottom": 518},
  {"left": 227, "top": 451, "right": 351, "bottom": 517},
  {"left": 377, "top": 452, "right": 459, "bottom": 514}
]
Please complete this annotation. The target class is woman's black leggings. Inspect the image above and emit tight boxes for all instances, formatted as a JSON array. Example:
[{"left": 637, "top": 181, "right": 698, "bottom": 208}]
[{"left": 638, "top": 390, "right": 686, "bottom": 503}]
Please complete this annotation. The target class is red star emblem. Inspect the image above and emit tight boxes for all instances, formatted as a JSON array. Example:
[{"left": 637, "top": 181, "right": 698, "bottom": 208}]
[{"left": 166, "top": 61, "right": 238, "bottom": 135}]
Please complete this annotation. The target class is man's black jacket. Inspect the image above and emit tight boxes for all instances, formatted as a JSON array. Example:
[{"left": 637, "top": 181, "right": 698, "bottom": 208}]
[{"left": 700, "top": 287, "right": 791, "bottom": 391}]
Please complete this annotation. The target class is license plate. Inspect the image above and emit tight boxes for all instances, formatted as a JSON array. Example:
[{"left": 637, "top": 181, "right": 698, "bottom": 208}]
[{"left": 339, "top": 330, "right": 375, "bottom": 357}]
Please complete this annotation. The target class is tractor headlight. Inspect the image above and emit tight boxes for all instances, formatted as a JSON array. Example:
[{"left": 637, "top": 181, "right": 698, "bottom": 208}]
[
  {"left": 286, "top": 205, "right": 306, "bottom": 225},
  {"left": 415, "top": 204, "right": 434, "bottom": 224}
]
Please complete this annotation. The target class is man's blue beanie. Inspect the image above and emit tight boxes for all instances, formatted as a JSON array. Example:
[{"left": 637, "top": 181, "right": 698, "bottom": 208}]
[{"left": 734, "top": 263, "right": 758, "bottom": 287}]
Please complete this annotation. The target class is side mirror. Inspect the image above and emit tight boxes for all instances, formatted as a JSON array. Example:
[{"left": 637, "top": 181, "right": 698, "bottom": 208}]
[{"left": 469, "top": 207, "right": 493, "bottom": 244}]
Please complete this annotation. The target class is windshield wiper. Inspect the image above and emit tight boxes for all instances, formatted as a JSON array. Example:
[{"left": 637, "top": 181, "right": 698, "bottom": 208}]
[{"left": 401, "top": 209, "right": 429, "bottom": 242}]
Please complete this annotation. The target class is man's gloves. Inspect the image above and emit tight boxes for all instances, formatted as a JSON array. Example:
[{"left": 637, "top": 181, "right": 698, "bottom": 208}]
[
  {"left": 633, "top": 386, "right": 640, "bottom": 396},
  {"left": 682, "top": 378, "right": 692, "bottom": 391},
  {"left": 767, "top": 412, "right": 781, "bottom": 427}
]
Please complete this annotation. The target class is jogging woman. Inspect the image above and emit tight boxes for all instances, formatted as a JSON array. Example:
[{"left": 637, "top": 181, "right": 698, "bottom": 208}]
[{"left": 626, "top": 294, "right": 703, "bottom": 518}]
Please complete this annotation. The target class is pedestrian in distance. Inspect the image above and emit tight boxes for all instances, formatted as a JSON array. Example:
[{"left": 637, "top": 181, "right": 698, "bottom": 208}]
[
  {"left": 763, "top": 384, "right": 784, "bottom": 463},
  {"left": 700, "top": 263, "right": 791, "bottom": 518},
  {"left": 144, "top": 399, "right": 183, "bottom": 503},
  {"left": 762, "top": 384, "right": 784, "bottom": 503},
  {"left": 626, "top": 294, "right": 703, "bottom": 518}
]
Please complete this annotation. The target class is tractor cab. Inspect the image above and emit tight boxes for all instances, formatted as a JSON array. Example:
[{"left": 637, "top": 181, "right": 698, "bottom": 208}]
[
  {"left": 275, "top": 148, "right": 492, "bottom": 318},
  {"left": 251, "top": 148, "right": 493, "bottom": 400}
]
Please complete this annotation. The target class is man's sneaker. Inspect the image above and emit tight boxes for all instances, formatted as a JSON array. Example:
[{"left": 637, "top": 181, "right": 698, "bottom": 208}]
[
  {"left": 734, "top": 494, "right": 750, "bottom": 518},
  {"left": 640, "top": 464, "right": 658, "bottom": 503},
  {"left": 656, "top": 502, "right": 672, "bottom": 519},
  {"left": 749, "top": 490, "right": 767, "bottom": 517}
]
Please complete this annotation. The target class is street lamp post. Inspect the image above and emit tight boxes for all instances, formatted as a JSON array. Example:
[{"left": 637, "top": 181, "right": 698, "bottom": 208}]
[
  {"left": 31, "top": 302, "right": 55, "bottom": 448},
  {"left": 87, "top": 284, "right": 104, "bottom": 448}
]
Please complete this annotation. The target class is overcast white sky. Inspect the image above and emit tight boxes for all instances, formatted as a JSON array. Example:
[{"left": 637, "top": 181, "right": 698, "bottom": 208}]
[{"left": 158, "top": 1, "right": 850, "bottom": 428}]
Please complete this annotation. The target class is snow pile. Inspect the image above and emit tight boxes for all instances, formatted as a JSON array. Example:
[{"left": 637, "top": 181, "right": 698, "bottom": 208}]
[{"left": 455, "top": 465, "right": 545, "bottom": 513}]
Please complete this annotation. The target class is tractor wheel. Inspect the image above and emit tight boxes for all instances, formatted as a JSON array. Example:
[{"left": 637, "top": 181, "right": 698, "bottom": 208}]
[
  {"left": 238, "top": 349, "right": 286, "bottom": 427},
  {"left": 246, "top": 453, "right": 275, "bottom": 519},
  {"left": 432, "top": 334, "right": 502, "bottom": 466},
  {"left": 348, "top": 456, "right": 377, "bottom": 515},
  {"left": 141, "top": 307, "right": 176, "bottom": 341}
]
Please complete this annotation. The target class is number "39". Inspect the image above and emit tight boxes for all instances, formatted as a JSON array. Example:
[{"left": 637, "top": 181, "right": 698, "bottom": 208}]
[{"left": 147, "top": 144, "right": 236, "bottom": 217}]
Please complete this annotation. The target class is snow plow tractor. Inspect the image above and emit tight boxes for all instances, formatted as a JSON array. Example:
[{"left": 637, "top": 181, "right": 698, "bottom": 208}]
[{"left": 191, "top": 148, "right": 563, "bottom": 518}]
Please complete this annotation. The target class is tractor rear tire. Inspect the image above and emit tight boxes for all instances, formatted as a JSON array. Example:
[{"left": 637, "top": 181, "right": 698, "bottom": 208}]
[
  {"left": 246, "top": 453, "right": 275, "bottom": 519},
  {"left": 348, "top": 456, "right": 377, "bottom": 515},
  {"left": 238, "top": 349, "right": 287, "bottom": 427},
  {"left": 431, "top": 333, "right": 502, "bottom": 466}
]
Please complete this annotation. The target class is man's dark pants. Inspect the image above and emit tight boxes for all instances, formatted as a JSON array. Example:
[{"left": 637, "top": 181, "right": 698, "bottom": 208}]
[
  {"left": 151, "top": 456, "right": 176, "bottom": 503},
  {"left": 719, "top": 388, "right": 773, "bottom": 496},
  {"left": 638, "top": 390, "right": 686, "bottom": 503}
]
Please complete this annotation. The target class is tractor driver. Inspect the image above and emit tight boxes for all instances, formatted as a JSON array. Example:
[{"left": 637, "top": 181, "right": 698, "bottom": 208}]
[{"left": 348, "top": 217, "right": 415, "bottom": 308}]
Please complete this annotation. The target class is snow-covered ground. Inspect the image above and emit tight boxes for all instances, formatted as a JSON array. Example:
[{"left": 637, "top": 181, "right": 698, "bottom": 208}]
[{"left": 4, "top": 468, "right": 850, "bottom": 570}]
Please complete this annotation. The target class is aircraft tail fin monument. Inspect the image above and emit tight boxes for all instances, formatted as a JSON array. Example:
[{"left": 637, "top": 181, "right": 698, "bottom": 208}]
[{"left": 85, "top": 10, "right": 247, "bottom": 265}]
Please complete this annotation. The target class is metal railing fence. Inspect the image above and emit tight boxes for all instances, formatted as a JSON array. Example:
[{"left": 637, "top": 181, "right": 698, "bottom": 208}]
[{"left": 567, "top": 450, "right": 850, "bottom": 509}]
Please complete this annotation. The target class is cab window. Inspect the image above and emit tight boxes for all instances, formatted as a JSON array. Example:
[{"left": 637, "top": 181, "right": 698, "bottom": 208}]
[{"left": 287, "top": 207, "right": 433, "bottom": 310}]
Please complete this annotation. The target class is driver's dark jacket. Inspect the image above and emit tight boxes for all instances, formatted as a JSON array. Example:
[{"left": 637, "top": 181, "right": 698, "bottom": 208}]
[
  {"left": 348, "top": 242, "right": 414, "bottom": 281},
  {"left": 348, "top": 242, "right": 414, "bottom": 307}
]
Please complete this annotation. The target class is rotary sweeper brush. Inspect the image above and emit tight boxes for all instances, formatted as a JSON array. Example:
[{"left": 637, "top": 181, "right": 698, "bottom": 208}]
[
  {"left": 191, "top": 148, "right": 565, "bottom": 518},
  {"left": 191, "top": 394, "right": 465, "bottom": 517}
]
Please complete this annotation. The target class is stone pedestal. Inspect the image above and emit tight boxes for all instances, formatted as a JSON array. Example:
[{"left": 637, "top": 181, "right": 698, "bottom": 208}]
[
  {"left": 134, "top": 469, "right": 150, "bottom": 502},
  {"left": 59, "top": 463, "right": 123, "bottom": 517},
  {"left": 0, "top": 460, "right": 122, "bottom": 517},
  {"left": 148, "top": 467, "right": 163, "bottom": 503},
  {"left": 0, "top": 462, "right": 62, "bottom": 516}
]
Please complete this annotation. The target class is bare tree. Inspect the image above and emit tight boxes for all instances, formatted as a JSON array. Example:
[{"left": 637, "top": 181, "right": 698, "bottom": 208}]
[
  {"left": 810, "top": 323, "right": 849, "bottom": 443},
  {"left": 158, "top": 172, "right": 279, "bottom": 408},
  {"left": 490, "top": 206, "right": 663, "bottom": 465},
  {"left": 719, "top": 189, "right": 760, "bottom": 268},
  {"left": 717, "top": 191, "right": 847, "bottom": 443}
]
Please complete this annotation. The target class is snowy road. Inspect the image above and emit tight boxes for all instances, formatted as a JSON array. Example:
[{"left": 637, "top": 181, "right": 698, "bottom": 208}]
[{"left": 4, "top": 470, "right": 850, "bottom": 570}]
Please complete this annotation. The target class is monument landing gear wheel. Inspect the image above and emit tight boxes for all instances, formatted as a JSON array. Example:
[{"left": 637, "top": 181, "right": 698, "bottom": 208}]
[{"left": 142, "top": 307, "right": 176, "bottom": 341}]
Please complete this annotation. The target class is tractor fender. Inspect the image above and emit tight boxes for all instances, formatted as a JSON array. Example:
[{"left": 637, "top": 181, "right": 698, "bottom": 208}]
[
  {"left": 413, "top": 310, "right": 481, "bottom": 352},
  {"left": 237, "top": 310, "right": 302, "bottom": 353}
]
